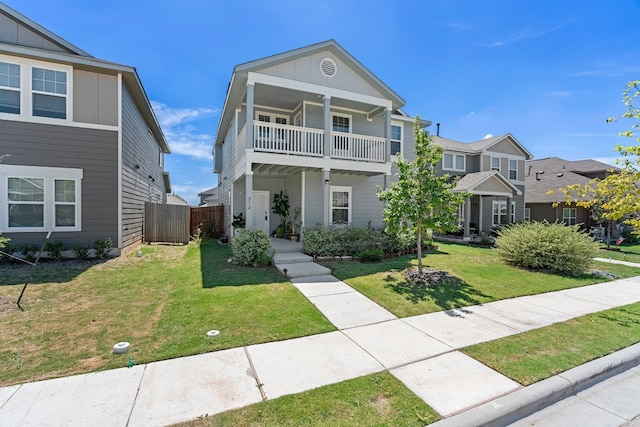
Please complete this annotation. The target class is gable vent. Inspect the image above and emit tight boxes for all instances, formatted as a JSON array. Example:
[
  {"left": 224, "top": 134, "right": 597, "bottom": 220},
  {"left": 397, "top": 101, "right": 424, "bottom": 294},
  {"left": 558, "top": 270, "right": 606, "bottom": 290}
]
[{"left": 320, "top": 58, "right": 337, "bottom": 77}]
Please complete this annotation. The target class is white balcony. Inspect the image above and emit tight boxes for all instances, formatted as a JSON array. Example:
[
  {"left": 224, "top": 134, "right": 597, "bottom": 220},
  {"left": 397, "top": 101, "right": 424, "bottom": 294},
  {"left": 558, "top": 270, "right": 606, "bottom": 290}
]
[{"left": 245, "top": 121, "right": 387, "bottom": 163}]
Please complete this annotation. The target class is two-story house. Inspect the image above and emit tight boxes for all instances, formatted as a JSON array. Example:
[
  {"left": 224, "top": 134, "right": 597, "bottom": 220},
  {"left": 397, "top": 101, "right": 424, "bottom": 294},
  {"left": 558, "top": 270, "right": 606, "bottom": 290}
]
[
  {"left": 436, "top": 134, "right": 532, "bottom": 238},
  {"left": 212, "top": 40, "right": 531, "bottom": 240},
  {"left": 0, "top": 3, "right": 170, "bottom": 255}
]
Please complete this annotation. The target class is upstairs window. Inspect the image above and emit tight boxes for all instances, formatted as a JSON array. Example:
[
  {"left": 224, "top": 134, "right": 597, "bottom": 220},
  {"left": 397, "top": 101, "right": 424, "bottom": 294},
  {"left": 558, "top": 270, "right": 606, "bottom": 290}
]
[
  {"left": 491, "top": 156, "right": 500, "bottom": 171},
  {"left": 443, "top": 153, "right": 465, "bottom": 172},
  {"left": 32, "top": 67, "right": 67, "bottom": 119},
  {"left": 390, "top": 123, "right": 402, "bottom": 156},
  {"left": 509, "top": 159, "right": 518, "bottom": 180},
  {"left": 0, "top": 61, "right": 20, "bottom": 114},
  {"left": 332, "top": 114, "right": 350, "bottom": 133}
]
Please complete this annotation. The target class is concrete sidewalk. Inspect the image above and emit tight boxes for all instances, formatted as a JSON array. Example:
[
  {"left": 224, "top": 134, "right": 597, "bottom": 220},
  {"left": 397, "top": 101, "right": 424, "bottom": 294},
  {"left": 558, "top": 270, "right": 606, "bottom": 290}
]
[{"left": 2, "top": 260, "right": 640, "bottom": 426}]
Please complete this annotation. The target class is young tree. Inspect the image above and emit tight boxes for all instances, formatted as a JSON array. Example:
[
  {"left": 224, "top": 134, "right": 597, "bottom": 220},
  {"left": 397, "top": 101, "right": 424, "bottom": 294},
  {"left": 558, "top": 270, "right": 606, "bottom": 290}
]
[
  {"left": 561, "top": 81, "right": 640, "bottom": 235},
  {"left": 377, "top": 117, "right": 469, "bottom": 273}
]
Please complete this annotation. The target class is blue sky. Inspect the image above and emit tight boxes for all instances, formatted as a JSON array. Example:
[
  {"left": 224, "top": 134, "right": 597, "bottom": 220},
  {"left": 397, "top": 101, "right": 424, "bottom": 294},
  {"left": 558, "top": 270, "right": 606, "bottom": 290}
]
[{"left": 8, "top": 0, "right": 640, "bottom": 204}]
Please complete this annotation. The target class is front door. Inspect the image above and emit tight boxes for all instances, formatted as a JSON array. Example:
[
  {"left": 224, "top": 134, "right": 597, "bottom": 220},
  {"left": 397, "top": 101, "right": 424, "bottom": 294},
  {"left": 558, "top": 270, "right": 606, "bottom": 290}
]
[{"left": 252, "top": 190, "right": 270, "bottom": 235}]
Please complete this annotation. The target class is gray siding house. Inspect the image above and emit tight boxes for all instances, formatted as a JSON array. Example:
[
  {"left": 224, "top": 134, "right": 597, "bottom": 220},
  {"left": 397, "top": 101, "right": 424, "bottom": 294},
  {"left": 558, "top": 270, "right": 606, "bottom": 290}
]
[
  {"left": 0, "top": 3, "right": 170, "bottom": 254},
  {"left": 212, "top": 40, "right": 531, "bottom": 239}
]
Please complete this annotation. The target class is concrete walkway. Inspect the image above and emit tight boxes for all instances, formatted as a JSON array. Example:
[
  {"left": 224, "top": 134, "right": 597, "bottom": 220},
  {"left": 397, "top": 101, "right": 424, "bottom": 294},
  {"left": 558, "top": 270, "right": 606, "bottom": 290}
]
[{"left": 1, "top": 246, "right": 640, "bottom": 427}]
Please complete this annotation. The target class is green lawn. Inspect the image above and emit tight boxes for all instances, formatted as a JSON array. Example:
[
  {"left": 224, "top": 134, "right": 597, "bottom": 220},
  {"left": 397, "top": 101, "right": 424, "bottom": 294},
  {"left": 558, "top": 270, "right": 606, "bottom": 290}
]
[
  {"left": 0, "top": 240, "right": 335, "bottom": 387},
  {"left": 597, "top": 242, "right": 640, "bottom": 263},
  {"left": 176, "top": 372, "right": 439, "bottom": 427},
  {"left": 324, "top": 242, "right": 638, "bottom": 317},
  {"left": 463, "top": 301, "right": 640, "bottom": 386}
]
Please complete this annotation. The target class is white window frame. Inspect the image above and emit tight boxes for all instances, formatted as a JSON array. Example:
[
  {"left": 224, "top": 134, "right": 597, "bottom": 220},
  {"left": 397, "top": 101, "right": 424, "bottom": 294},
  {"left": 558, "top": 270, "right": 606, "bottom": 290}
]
[
  {"left": 563, "top": 207, "right": 577, "bottom": 225},
  {"left": 443, "top": 152, "right": 466, "bottom": 172},
  {"left": 330, "top": 185, "right": 352, "bottom": 225},
  {"left": 0, "top": 60, "right": 21, "bottom": 115},
  {"left": 509, "top": 159, "right": 518, "bottom": 180},
  {"left": 492, "top": 200, "right": 516, "bottom": 227},
  {"left": 1, "top": 164, "right": 82, "bottom": 232},
  {"left": 0, "top": 54, "right": 72, "bottom": 124},
  {"left": 331, "top": 112, "right": 352, "bottom": 133},
  {"left": 390, "top": 121, "right": 403, "bottom": 157},
  {"left": 524, "top": 207, "right": 531, "bottom": 221},
  {"left": 491, "top": 156, "right": 501, "bottom": 171}
]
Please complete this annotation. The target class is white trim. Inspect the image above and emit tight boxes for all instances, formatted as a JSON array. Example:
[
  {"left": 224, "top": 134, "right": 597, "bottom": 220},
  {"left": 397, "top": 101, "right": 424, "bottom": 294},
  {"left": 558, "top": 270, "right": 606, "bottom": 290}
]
[
  {"left": 490, "top": 156, "right": 501, "bottom": 171},
  {"left": 331, "top": 111, "right": 352, "bottom": 133},
  {"left": 524, "top": 207, "right": 531, "bottom": 221},
  {"left": 443, "top": 152, "right": 466, "bottom": 172},
  {"left": 508, "top": 158, "right": 518, "bottom": 180},
  {"left": 117, "top": 73, "right": 123, "bottom": 248},
  {"left": 492, "top": 200, "right": 516, "bottom": 227},
  {"left": 0, "top": 164, "right": 83, "bottom": 232},
  {"left": 246, "top": 151, "right": 391, "bottom": 175},
  {"left": 255, "top": 110, "right": 289, "bottom": 123},
  {"left": 329, "top": 185, "right": 352, "bottom": 225},
  {"left": 562, "top": 207, "right": 577, "bottom": 225},
  {"left": 390, "top": 120, "right": 403, "bottom": 158},
  {"left": 301, "top": 171, "right": 306, "bottom": 232},
  {"left": 247, "top": 71, "right": 392, "bottom": 110}
]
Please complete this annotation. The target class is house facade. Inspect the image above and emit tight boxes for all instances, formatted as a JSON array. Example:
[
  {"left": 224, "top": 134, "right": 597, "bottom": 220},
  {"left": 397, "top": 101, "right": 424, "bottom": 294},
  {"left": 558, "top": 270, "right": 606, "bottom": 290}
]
[
  {"left": 213, "top": 40, "right": 531, "bottom": 239},
  {"left": 0, "top": 3, "right": 170, "bottom": 254},
  {"left": 435, "top": 134, "right": 532, "bottom": 237},
  {"left": 525, "top": 157, "right": 620, "bottom": 229}
]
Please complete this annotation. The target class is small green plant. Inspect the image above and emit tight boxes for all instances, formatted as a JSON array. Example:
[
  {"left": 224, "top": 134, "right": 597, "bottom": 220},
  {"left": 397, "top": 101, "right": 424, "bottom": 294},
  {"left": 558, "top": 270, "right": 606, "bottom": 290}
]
[
  {"left": 72, "top": 243, "right": 90, "bottom": 261},
  {"left": 231, "top": 213, "right": 246, "bottom": 229},
  {"left": 0, "top": 232, "right": 9, "bottom": 250},
  {"left": 272, "top": 191, "right": 290, "bottom": 234},
  {"left": 20, "top": 243, "right": 39, "bottom": 263},
  {"left": 357, "top": 248, "right": 384, "bottom": 263},
  {"left": 93, "top": 238, "right": 113, "bottom": 259},
  {"left": 45, "top": 240, "right": 64, "bottom": 261},
  {"left": 231, "top": 229, "right": 273, "bottom": 266},
  {"left": 496, "top": 221, "right": 599, "bottom": 276}
]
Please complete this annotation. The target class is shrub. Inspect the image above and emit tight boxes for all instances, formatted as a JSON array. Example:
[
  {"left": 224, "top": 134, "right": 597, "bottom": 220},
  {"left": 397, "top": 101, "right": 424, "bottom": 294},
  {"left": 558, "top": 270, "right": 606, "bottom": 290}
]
[
  {"left": 45, "top": 240, "right": 64, "bottom": 261},
  {"left": 20, "top": 243, "right": 39, "bottom": 263},
  {"left": 0, "top": 232, "right": 9, "bottom": 250},
  {"left": 93, "top": 238, "right": 113, "bottom": 259},
  {"left": 496, "top": 221, "right": 599, "bottom": 276},
  {"left": 73, "top": 244, "right": 90, "bottom": 261},
  {"left": 357, "top": 248, "right": 384, "bottom": 263},
  {"left": 231, "top": 229, "right": 273, "bottom": 266}
]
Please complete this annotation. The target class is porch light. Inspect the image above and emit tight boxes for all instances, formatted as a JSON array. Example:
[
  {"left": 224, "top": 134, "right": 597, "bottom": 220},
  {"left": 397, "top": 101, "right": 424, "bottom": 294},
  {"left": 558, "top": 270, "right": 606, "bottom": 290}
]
[{"left": 324, "top": 179, "right": 330, "bottom": 185}]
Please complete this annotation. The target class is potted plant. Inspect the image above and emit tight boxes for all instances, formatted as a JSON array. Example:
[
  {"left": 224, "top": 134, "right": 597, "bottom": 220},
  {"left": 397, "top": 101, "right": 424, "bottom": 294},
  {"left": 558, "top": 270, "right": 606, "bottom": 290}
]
[
  {"left": 272, "top": 191, "right": 290, "bottom": 238},
  {"left": 290, "top": 207, "right": 301, "bottom": 241},
  {"left": 232, "top": 213, "right": 245, "bottom": 234}
]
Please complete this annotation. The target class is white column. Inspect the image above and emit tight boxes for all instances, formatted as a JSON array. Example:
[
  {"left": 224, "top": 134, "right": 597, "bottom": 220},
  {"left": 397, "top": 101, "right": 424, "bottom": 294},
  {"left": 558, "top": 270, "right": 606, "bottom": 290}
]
[
  {"left": 478, "top": 196, "right": 484, "bottom": 235},
  {"left": 246, "top": 83, "right": 255, "bottom": 150},
  {"left": 464, "top": 198, "right": 472, "bottom": 241},
  {"left": 323, "top": 169, "right": 330, "bottom": 226},
  {"left": 506, "top": 196, "right": 513, "bottom": 224},
  {"left": 323, "top": 96, "right": 331, "bottom": 158},
  {"left": 384, "top": 108, "right": 391, "bottom": 163},
  {"left": 245, "top": 172, "right": 253, "bottom": 229}
]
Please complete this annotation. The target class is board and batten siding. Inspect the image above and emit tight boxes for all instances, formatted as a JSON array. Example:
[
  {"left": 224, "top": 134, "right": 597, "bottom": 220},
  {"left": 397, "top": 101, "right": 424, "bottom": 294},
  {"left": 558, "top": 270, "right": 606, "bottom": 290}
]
[
  {"left": 121, "top": 84, "right": 166, "bottom": 248},
  {"left": 73, "top": 70, "right": 118, "bottom": 126},
  {"left": 0, "top": 10, "right": 74, "bottom": 54},
  {"left": 0, "top": 119, "right": 118, "bottom": 246}
]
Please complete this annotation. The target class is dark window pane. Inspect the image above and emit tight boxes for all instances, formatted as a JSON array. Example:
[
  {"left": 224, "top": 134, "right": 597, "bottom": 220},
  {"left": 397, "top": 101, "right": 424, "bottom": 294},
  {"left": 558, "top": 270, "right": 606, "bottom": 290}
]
[
  {"left": 55, "top": 180, "right": 75, "bottom": 202},
  {"left": 0, "top": 89, "right": 20, "bottom": 114},
  {"left": 391, "top": 140, "right": 401, "bottom": 155},
  {"left": 33, "top": 93, "right": 66, "bottom": 119},
  {"left": 8, "top": 178, "right": 44, "bottom": 202},
  {"left": 332, "top": 208, "right": 348, "bottom": 223},
  {"left": 9, "top": 204, "right": 44, "bottom": 227},
  {"left": 55, "top": 205, "right": 75, "bottom": 227}
]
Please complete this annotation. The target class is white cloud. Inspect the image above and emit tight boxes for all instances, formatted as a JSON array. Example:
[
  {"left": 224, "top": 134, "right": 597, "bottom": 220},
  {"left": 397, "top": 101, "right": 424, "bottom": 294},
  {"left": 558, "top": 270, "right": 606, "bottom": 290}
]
[
  {"left": 483, "top": 133, "right": 494, "bottom": 139},
  {"left": 151, "top": 101, "right": 218, "bottom": 161},
  {"left": 486, "top": 23, "right": 567, "bottom": 48},
  {"left": 569, "top": 65, "right": 640, "bottom": 78}
]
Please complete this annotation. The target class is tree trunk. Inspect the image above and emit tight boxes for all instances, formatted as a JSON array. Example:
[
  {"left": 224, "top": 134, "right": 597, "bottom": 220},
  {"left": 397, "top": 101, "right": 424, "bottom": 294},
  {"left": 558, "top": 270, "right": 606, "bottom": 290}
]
[
  {"left": 606, "top": 222, "right": 612, "bottom": 248},
  {"left": 417, "top": 222, "right": 423, "bottom": 274}
]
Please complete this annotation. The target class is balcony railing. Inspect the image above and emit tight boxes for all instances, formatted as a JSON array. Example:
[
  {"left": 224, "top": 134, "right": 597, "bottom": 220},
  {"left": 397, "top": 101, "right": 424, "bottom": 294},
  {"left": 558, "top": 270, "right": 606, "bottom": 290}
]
[
  {"left": 247, "top": 121, "right": 387, "bottom": 163},
  {"left": 330, "top": 132, "right": 386, "bottom": 162},
  {"left": 253, "top": 121, "right": 323, "bottom": 157}
]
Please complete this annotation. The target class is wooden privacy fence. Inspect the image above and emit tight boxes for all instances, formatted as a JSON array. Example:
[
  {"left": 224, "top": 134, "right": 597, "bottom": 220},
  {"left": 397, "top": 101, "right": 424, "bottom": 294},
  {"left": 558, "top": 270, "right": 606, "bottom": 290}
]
[
  {"left": 144, "top": 203, "right": 225, "bottom": 244},
  {"left": 190, "top": 205, "right": 224, "bottom": 238}
]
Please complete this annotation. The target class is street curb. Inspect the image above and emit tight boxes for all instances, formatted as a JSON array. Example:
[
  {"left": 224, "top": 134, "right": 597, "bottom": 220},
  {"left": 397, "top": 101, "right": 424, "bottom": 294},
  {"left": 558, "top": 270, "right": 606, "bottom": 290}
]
[{"left": 430, "top": 342, "right": 640, "bottom": 427}]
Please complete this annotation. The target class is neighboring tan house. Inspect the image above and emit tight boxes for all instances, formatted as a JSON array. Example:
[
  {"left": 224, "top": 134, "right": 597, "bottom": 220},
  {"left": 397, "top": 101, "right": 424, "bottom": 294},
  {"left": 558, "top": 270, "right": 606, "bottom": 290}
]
[
  {"left": 197, "top": 187, "right": 219, "bottom": 206},
  {"left": 525, "top": 157, "right": 620, "bottom": 228},
  {"left": 212, "top": 40, "right": 532, "bottom": 239},
  {"left": 434, "top": 134, "right": 533, "bottom": 237},
  {"left": 0, "top": 3, "right": 170, "bottom": 254}
]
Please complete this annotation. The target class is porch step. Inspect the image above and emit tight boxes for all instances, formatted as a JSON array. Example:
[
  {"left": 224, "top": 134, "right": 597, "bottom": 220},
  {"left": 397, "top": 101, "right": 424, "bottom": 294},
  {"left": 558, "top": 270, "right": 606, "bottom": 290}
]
[
  {"left": 270, "top": 238, "right": 304, "bottom": 254},
  {"left": 275, "top": 262, "right": 331, "bottom": 279},
  {"left": 273, "top": 252, "right": 313, "bottom": 265}
]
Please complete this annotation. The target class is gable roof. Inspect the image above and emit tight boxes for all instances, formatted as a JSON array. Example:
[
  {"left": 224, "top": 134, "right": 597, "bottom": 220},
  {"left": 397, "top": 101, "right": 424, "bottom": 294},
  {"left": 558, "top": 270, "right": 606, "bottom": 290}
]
[
  {"left": 433, "top": 134, "right": 533, "bottom": 159},
  {"left": 215, "top": 40, "right": 406, "bottom": 147},
  {"left": 0, "top": 3, "right": 170, "bottom": 154},
  {"left": 524, "top": 157, "right": 620, "bottom": 203},
  {"left": 0, "top": 2, "right": 91, "bottom": 56},
  {"left": 454, "top": 170, "right": 522, "bottom": 196}
]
